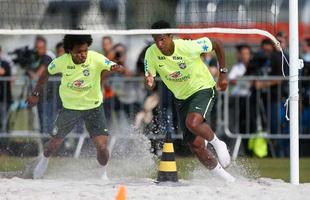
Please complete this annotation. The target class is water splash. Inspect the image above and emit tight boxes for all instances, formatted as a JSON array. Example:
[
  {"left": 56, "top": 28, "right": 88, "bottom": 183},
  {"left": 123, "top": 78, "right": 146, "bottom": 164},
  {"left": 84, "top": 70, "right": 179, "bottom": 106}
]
[
  {"left": 188, "top": 156, "right": 260, "bottom": 185},
  {"left": 43, "top": 118, "right": 157, "bottom": 180}
]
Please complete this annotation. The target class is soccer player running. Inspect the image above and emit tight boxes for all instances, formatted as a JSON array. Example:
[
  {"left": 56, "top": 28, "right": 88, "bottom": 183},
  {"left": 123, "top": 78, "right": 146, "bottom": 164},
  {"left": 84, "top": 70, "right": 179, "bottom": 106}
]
[
  {"left": 26, "top": 35, "right": 125, "bottom": 179},
  {"left": 144, "top": 20, "right": 235, "bottom": 182}
]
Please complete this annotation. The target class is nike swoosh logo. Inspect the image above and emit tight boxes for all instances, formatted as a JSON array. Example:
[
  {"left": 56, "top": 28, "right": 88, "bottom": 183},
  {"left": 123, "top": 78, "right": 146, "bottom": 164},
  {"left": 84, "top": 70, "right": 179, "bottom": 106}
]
[
  {"left": 159, "top": 65, "right": 164, "bottom": 67},
  {"left": 195, "top": 106, "right": 202, "bottom": 110},
  {"left": 65, "top": 74, "right": 72, "bottom": 76}
]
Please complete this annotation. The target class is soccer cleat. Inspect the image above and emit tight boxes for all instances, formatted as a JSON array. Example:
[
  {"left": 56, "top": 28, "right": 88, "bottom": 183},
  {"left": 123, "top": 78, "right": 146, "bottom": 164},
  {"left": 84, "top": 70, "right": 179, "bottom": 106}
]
[
  {"left": 215, "top": 140, "right": 231, "bottom": 168},
  {"left": 33, "top": 154, "right": 49, "bottom": 179},
  {"left": 209, "top": 136, "right": 231, "bottom": 168}
]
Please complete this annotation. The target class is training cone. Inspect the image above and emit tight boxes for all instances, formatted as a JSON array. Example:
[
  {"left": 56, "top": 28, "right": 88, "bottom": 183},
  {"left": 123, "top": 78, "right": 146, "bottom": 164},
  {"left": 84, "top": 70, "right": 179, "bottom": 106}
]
[
  {"left": 156, "top": 140, "right": 178, "bottom": 182},
  {"left": 115, "top": 185, "right": 127, "bottom": 200}
]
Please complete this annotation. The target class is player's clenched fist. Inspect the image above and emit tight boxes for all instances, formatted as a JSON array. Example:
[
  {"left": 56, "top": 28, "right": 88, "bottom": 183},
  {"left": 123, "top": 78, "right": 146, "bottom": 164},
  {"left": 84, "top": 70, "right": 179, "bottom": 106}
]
[
  {"left": 144, "top": 72, "right": 155, "bottom": 90},
  {"left": 110, "top": 64, "right": 126, "bottom": 74}
]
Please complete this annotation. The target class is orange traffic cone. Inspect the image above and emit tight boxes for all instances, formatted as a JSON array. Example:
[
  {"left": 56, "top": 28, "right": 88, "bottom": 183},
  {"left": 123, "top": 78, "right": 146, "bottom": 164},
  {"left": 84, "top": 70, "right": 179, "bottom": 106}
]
[{"left": 115, "top": 185, "right": 127, "bottom": 200}]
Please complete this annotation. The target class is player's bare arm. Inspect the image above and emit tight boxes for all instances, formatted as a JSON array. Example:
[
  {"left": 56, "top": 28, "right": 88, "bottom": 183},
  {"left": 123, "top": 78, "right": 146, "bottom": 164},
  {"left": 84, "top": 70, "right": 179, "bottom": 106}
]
[
  {"left": 211, "top": 39, "right": 228, "bottom": 91},
  {"left": 26, "top": 68, "right": 50, "bottom": 107}
]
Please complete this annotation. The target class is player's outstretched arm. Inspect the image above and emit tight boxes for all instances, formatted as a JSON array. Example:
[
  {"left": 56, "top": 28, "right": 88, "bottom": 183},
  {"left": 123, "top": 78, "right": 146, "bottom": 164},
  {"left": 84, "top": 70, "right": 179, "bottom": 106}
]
[
  {"left": 144, "top": 72, "right": 155, "bottom": 90},
  {"left": 211, "top": 39, "right": 228, "bottom": 91},
  {"left": 26, "top": 68, "right": 50, "bottom": 107}
]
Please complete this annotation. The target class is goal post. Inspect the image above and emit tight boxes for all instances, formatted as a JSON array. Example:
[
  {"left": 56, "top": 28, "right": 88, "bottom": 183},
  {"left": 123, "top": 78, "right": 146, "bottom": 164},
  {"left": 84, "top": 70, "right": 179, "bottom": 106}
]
[{"left": 289, "top": 0, "right": 300, "bottom": 185}]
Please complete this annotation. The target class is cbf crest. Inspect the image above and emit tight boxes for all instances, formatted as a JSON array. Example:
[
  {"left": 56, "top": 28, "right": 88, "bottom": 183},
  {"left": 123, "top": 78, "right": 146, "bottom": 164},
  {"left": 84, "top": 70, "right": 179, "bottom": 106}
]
[
  {"left": 178, "top": 61, "right": 187, "bottom": 69},
  {"left": 83, "top": 69, "right": 90, "bottom": 76}
]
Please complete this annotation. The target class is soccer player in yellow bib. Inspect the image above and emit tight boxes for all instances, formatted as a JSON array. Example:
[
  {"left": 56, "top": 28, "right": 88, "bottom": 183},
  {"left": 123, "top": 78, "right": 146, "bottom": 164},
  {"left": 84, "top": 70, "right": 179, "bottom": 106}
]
[
  {"left": 26, "top": 35, "right": 125, "bottom": 179},
  {"left": 145, "top": 20, "right": 235, "bottom": 182}
]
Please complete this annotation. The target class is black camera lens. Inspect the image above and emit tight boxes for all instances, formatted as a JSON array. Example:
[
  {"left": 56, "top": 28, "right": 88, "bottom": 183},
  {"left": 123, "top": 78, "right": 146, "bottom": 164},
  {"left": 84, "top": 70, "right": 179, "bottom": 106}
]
[{"left": 115, "top": 51, "right": 122, "bottom": 59}]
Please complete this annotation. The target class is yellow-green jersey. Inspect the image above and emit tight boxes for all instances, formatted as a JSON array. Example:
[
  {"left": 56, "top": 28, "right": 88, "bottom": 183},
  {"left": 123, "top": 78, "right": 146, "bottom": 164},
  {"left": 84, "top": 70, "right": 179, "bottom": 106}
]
[
  {"left": 48, "top": 51, "right": 116, "bottom": 110},
  {"left": 144, "top": 37, "right": 216, "bottom": 100}
]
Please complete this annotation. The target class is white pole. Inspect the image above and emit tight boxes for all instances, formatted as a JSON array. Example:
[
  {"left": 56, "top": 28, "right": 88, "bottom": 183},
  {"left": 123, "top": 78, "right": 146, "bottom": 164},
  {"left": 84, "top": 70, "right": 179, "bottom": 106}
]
[{"left": 289, "top": 0, "right": 299, "bottom": 185}]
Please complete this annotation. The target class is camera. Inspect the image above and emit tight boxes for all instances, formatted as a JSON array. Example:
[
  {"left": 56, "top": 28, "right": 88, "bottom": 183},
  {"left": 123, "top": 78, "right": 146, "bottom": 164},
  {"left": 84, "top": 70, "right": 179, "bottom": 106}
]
[
  {"left": 9, "top": 46, "right": 37, "bottom": 69},
  {"left": 114, "top": 50, "right": 123, "bottom": 61}
]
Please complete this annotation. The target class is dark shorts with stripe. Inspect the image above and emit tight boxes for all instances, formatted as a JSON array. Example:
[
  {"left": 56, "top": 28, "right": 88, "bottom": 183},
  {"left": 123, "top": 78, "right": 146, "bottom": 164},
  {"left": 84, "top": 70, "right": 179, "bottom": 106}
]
[
  {"left": 174, "top": 87, "right": 216, "bottom": 143},
  {"left": 52, "top": 103, "right": 109, "bottom": 138}
]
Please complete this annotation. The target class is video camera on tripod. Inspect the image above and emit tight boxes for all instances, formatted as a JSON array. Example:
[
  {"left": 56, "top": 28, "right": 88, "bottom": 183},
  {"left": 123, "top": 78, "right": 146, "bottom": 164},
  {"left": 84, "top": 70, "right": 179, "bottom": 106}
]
[{"left": 9, "top": 46, "right": 37, "bottom": 70}]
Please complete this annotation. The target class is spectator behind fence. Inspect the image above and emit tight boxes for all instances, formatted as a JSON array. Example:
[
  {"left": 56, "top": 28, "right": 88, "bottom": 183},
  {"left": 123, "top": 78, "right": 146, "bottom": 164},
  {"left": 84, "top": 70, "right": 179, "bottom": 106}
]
[
  {"left": 26, "top": 36, "right": 56, "bottom": 134},
  {"left": 248, "top": 38, "right": 286, "bottom": 157},
  {"left": 109, "top": 43, "right": 142, "bottom": 122},
  {"left": 0, "top": 47, "right": 13, "bottom": 132},
  {"left": 101, "top": 36, "right": 114, "bottom": 59},
  {"left": 101, "top": 36, "right": 116, "bottom": 125},
  {"left": 299, "top": 37, "right": 310, "bottom": 157},
  {"left": 55, "top": 42, "right": 65, "bottom": 57},
  {"left": 228, "top": 44, "right": 254, "bottom": 156},
  {"left": 301, "top": 38, "right": 310, "bottom": 134},
  {"left": 228, "top": 44, "right": 254, "bottom": 133}
]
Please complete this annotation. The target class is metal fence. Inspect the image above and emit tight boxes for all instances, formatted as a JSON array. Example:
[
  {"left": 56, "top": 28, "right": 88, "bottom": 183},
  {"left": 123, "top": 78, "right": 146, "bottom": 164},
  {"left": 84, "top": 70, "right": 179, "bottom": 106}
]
[
  {"left": 0, "top": 76, "right": 309, "bottom": 158},
  {"left": 222, "top": 76, "right": 310, "bottom": 158}
]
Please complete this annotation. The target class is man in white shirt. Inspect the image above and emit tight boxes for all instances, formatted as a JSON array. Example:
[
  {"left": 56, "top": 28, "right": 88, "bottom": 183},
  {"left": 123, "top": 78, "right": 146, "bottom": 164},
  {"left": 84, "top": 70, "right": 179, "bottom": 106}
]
[
  {"left": 228, "top": 44, "right": 253, "bottom": 139},
  {"left": 228, "top": 44, "right": 252, "bottom": 97}
]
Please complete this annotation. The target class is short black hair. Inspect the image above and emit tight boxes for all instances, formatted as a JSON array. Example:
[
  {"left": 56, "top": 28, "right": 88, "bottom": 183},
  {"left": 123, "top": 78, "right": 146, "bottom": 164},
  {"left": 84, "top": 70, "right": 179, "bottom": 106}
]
[
  {"left": 276, "top": 31, "right": 286, "bottom": 38},
  {"left": 261, "top": 38, "right": 274, "bottom": 47},
  {"left": 261, "top": 38, "right": 274, "bottom": 46},
  {"left": 63, "top": 34, "right": 93, "bottom": 53},
  {"left": 151, "top": 20, "right": 171, "bottom": 29},
  {"left": 55, "top": 42, "right": 63, "bottom": 49},
  {"left": 236, "top": 43, "right": 251, "bottom": 53}
]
